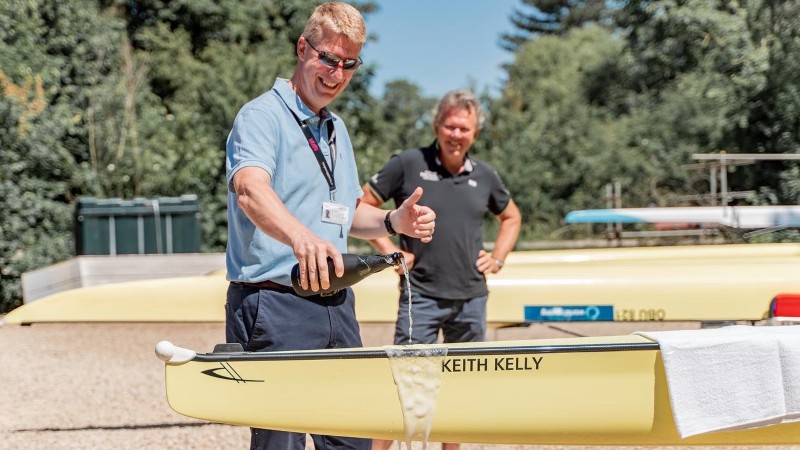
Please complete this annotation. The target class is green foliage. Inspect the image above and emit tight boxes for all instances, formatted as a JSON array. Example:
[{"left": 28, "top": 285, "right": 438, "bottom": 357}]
[
  {"left": 501, "top": 0, "right": 611, "bottom": 51},
  {"left": 5, "top": 0, "right": 800, "bottom": 313},
  {"left": 0, "top": 0, "right": 370, "bottom": 312},
  {"left": 492, "top": 0, "right": 800, "bottom": 242},
  {"left": 103, "top": 0, "right": 318, "bottom": 251},
  {"left": 0, "top": 0, "right": 125, "bottom": 312},
  {"left": 616, "top": 0, "right": 796, "bottom": 206},
  {"left": 352, "top": 79, "right": 436, "bottom": 183},
  {"left": 488, "top": 26, "right": 640, "bottom": 239}
]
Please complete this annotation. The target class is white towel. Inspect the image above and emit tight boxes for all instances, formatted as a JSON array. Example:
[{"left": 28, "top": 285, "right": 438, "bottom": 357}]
[
  {"left": 636, "top": 325, "right": 800, "bottom": 438},
  {"left": 726, "top": 326, "right": 800, "bottom": 422}
]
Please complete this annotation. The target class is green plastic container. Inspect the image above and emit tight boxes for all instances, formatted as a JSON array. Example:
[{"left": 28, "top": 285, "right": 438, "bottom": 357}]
[{"left": 74, "top": 195, "right": 201, "bottom": 255}]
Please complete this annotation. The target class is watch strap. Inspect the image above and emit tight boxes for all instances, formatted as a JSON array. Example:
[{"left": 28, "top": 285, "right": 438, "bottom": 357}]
[{"left": 384, "top": 211, "right": 397, "bottom": 235}]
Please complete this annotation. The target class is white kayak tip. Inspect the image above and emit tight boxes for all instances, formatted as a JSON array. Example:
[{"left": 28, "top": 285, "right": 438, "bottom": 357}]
[{"left": 155, "top": 340, "right": 196, "bottom": 364}]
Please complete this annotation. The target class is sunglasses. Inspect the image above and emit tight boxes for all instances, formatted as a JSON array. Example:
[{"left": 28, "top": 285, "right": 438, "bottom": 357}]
[{"left": 306, "top": 40, "right": 363, "bottom": 72}]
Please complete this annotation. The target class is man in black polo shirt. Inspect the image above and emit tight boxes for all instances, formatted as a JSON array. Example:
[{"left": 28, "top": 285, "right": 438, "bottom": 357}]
[{"left": 361, "top": 88, "right": 521, "bottom": 450}]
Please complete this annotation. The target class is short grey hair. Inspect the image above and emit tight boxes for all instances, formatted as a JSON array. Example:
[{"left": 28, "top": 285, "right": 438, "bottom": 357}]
[
  {"left": 302, "top": 2, "right": 367, "bottom": 45},
  {"left": 431, "top": 89, "right": 485, "bottom": 130}
]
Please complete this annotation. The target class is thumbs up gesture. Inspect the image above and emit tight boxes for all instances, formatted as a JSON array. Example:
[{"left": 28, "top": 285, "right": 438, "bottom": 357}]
[{"left": 392, "top": 187, "right": 436, "bottom": 243}]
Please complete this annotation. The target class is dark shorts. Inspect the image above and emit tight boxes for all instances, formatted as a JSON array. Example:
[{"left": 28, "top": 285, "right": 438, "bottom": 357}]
[
  {"left": 393, "top": 288, "right": 488, "bottom": 345},
  {"left": 225, "top": 283, "right": 370, "bottom": 450}
]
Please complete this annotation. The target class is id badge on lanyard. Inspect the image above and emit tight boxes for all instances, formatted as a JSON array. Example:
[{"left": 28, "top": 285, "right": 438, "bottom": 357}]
[
  {"left": 321, "top": 201, "right": 348, "bottom": 225},
  {"left": 289, "top": 108, "right": 348, "bottom": 231}
]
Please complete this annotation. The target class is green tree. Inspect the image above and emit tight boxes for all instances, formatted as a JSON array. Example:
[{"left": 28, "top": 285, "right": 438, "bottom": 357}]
[
  {"left": 489, "top": 26, "right": 640, "bottom": 239},
  {"left": 615, "top": 0, "right": 789, "bottom": 204},
  {"left": 501, "top": 0, "right": 612, "bottom": 51},
  {"left": 99, "top": 0, "right": 314, "bottom": 250},
  {"left": 107, "top": 0, "right": 380, "bottom": 250},
  {"left": 0, "top": 0, "right": 383, "bottom": 313},
  {"left": 0, "top": 0, "right": 129, "bottom": 312},
  {"left": 352, "top": 79, "right": 436, "bottom": 183}
]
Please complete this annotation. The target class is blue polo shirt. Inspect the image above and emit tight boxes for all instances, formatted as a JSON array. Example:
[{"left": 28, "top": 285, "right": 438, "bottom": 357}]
[{"left": 225, "top": 78, "right": 362, "bottom": 285}]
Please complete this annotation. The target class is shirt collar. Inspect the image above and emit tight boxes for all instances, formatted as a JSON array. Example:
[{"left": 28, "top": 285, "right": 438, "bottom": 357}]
[
  {"left": 273, "top": 78, "right": 332, "bottom": 127},
  {"left": 433, "top": 140, "right": 474, "bottom": 173}
]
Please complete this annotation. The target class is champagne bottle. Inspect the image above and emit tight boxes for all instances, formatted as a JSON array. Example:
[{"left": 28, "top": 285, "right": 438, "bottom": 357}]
[{"left": 290, "top": 253, "right": 403, "bottom": 297}]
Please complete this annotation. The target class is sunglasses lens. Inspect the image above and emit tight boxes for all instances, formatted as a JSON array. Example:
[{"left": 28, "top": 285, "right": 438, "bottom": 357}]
[
  {"left": 312, "top": 44, "right": 361, "bottom": 71},
  {"left": 319, "top": 53, "right": 340, "bottom": 67}
]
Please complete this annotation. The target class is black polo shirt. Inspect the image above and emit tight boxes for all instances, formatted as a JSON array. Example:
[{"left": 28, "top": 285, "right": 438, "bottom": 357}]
[{"left": 367, "top": 141, "right": 511, "bottom": 300}]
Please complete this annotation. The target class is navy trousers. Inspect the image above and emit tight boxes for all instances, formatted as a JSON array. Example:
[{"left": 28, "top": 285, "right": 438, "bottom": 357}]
[{"left": 225, "top": 283, "right": 371, "bottom": 450}]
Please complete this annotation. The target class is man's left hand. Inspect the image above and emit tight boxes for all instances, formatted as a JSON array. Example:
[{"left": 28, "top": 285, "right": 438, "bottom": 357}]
[
  {"left": 392, "top": 187, "right": 436, "bottom": 243},
  {"left": 476, "top": 249, "right": 503, "bottom": 274}
]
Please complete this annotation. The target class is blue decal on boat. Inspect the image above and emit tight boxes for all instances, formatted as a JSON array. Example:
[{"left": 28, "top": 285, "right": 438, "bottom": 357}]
[
  {"left": 565, "top": 210, "right": 647, "bottom": 223},
  {"left": 524, "top": 305, "right": 614, "bottom": 322}
]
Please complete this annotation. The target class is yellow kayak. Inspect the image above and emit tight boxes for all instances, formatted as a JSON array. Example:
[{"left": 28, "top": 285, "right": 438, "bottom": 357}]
[
  {"left": 6, "top": 243, "right": 800, "bottom": 325},
  {"left": 486, "top": 256, "right": 800, "bottom": 324},
  {"left": 504, "top": 242, "right": 800, "bottom": 264},
  {"left": 155, "top": 334, "right": 800, "bottom": 446}
]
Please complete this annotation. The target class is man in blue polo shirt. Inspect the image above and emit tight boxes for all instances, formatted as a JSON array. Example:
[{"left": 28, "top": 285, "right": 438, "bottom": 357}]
[
  {"left": 361, "top": 90, "right": 521, "bottom": 450},
  {"left": 224, "top": 3, "right": 435, "bottom": 450}
]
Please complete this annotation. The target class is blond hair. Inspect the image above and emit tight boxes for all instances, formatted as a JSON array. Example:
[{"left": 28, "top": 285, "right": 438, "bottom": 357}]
[
  {"left": 432, "top": 89, "right": 486, "bottom": 130},
  {"left": 302, "top": 2, "right": 366, "bottom": 45}
]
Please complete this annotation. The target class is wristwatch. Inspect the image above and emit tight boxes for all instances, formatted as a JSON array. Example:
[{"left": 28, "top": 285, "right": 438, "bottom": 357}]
[
  {"left": 494, "top": 258, "right": 504, "bottom": 269},
  {"left": 384, "top": 210, "right": 397, "bottom": 235}
]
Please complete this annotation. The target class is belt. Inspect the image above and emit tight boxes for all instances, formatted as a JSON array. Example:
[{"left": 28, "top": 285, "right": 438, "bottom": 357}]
[
  {"left": 232, "top": 280, "right": 340, "bottom": 297},
  {"left": 232, "top": 280, "right": 295, "bottom": 293}
]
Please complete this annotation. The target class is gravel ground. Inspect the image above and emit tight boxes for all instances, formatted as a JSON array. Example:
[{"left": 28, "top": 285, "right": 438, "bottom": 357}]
[{"left": 1, "top": 320, "right": 797, "bottom": 450}]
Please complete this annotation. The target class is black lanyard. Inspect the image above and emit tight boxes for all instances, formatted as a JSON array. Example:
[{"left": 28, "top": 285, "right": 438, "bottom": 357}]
[{"left": 288, "top": 108, "right": 336, "bottom": 199}]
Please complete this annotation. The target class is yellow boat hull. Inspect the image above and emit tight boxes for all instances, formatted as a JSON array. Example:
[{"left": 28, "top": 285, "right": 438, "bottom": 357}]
[
  {"left": 6, "top": 243, "right": 800, "bottom": 325},
  {"left": 157, "top": 335, "right": 800, "bottom": 445}
]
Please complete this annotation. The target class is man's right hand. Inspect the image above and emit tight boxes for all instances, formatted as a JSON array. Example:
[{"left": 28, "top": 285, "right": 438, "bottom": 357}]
[
  {"left": 395, "top": 250, "right": 415, "bottom": 275},
  {"left": 234, "top": 167, "right": 345, "bottom": 293},
  {"left": 291, "top": 232, "right": 343, "bottom": 293}
]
